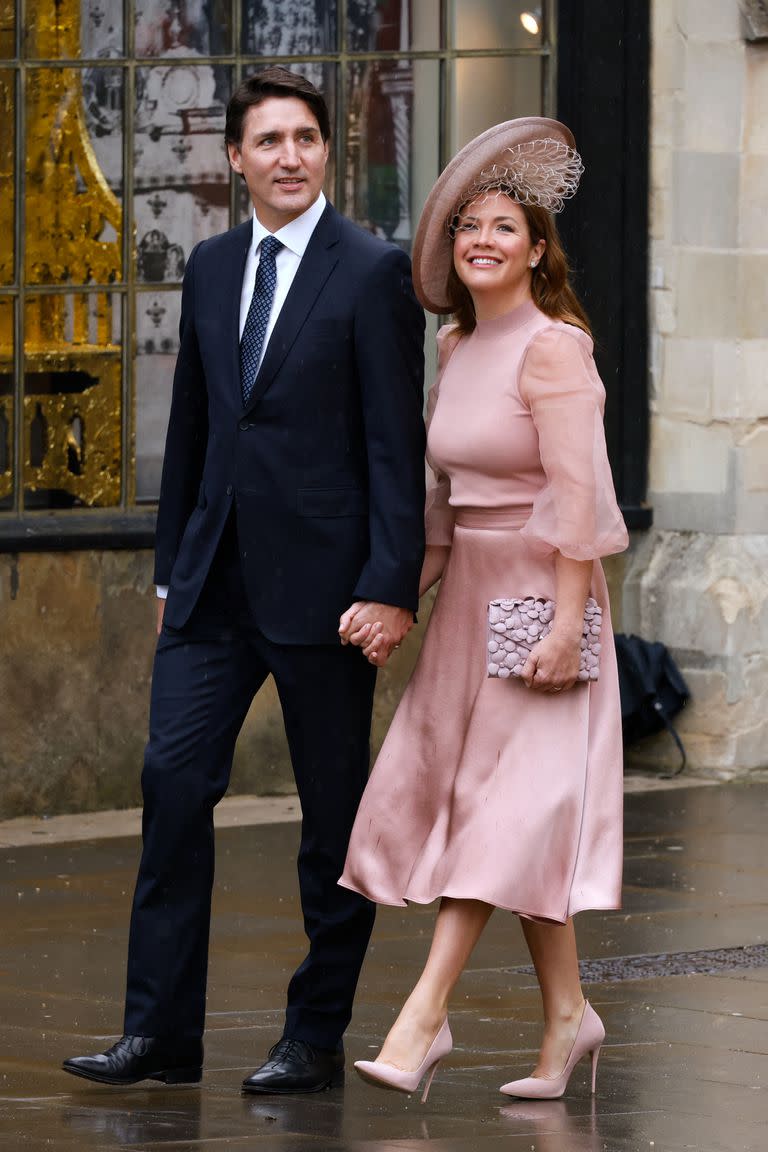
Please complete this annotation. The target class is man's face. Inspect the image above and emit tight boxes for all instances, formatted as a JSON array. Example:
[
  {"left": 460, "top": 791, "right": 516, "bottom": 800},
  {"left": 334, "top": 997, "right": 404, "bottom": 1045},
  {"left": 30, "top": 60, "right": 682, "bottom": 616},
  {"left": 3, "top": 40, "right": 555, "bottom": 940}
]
[{"left": 227, "top": 96, "right": 329, "bottom": 232}]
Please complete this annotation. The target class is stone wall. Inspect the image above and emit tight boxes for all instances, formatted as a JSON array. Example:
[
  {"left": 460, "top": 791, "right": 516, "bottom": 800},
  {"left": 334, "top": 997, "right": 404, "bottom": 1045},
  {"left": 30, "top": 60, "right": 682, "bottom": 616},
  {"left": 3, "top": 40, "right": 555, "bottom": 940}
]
[
  {"left": 0, "top": 549, "right": 432, "bottom": 819},
  {"left": 625, "top": 0, "right": 768, "bottom": 774}
]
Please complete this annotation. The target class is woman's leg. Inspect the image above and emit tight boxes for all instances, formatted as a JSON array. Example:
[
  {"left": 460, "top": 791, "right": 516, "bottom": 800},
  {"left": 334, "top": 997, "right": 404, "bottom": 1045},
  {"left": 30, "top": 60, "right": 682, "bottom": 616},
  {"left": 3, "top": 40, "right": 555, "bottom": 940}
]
[
  {"left": 376, "top": 896, "right": 494, "bottom": 1070},
  {"left": 519, "top": 916, "right": 586, "bottom": 1078}
]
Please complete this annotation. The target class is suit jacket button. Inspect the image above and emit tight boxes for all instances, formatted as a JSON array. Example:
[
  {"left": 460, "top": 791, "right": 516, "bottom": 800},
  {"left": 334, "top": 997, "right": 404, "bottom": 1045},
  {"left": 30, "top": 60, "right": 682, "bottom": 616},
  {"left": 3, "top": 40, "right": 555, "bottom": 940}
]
[
  {"left": 238, "top": 419, "right": 248, "bottom": 430},
  {"left": 226, "top": 484, "right": 233, "bottom": 496}
]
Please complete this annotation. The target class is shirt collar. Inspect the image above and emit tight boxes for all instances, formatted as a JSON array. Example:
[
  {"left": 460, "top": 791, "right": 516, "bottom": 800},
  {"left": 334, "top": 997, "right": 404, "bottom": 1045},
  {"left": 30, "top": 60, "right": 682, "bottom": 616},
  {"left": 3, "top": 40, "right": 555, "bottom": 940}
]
[{"left": 250, "top": 192, "right": 327, "bottom": 258}]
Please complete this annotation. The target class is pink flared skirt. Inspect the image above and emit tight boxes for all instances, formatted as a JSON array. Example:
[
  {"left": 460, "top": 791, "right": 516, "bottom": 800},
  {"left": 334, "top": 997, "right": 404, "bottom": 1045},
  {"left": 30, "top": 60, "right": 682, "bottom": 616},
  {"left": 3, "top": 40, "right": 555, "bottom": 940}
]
[{"left": 340, "top": 508, "right": 624, "bottom": 922}]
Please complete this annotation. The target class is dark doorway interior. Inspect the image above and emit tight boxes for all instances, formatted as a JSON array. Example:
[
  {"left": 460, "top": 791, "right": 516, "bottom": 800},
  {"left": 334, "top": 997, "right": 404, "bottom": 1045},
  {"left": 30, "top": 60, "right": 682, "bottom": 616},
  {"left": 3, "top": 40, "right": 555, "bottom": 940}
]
[{"left": 557, "top": 0, "right": 652, "bottom": 528}]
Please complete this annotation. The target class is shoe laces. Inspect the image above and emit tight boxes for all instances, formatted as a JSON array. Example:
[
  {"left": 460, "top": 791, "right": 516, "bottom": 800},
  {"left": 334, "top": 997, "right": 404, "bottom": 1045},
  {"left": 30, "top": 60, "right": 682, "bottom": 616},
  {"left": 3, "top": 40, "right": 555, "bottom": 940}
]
[
  {"left": 109, "top": 1035, "right": 149, "bottom": 1057},
  {"left": 268, "top": 1037, "right": 313, "bottom": 1063}
]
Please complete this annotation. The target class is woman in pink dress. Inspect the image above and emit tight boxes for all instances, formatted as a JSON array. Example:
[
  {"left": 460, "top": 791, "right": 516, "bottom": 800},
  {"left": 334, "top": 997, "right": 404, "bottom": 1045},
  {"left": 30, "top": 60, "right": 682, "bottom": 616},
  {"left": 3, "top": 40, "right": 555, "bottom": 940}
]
[{"left": 338, "top": 118, "right": 628, "bottom": 1102}]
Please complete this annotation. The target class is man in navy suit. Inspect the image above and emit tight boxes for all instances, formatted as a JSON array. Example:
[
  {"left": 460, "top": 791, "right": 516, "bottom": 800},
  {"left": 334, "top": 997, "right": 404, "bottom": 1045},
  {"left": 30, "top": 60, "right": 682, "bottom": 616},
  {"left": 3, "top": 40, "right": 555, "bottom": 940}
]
[{"left": 63, "top": 67, "right": 425, "bottom": 1094}]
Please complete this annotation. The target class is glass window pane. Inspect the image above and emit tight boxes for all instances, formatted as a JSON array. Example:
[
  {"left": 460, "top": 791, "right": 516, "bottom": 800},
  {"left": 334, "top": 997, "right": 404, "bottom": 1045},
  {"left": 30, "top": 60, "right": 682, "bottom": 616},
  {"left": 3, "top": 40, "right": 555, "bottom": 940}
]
[
  {"left": 136, "top": 0, "right": 231, "bottom": 58},
  {"left": 347, "top": 0, "right": 441, "bottom": 52},
  {"left": 451, "top": 57, "right": 543, "bottom": 151},
  {"left": 134, "top": 66, "right": 231, "bottom": 282},
  {"left": 25, "top": 0, "right": 124, "bottom": 59},
  {"left": 24, "top": 291, "right": 122, "bottom": 508},
  {"left": 0, "top": 0, "right": 14, "bottom": 58},
  {"left": 0, "top": 296, "right": 13, "bottom": 509},
  {"left": 241, "top": 0, "right": 337, "bottom": 56},
  {"left": 134, "top": 290, "right": 180, "bottom": 501},
  {"left": 80, "top": 0, "right": 124, "bottom": 58},
  {"left": 0, "top": 68, "right": 14, "bottom": 285},
  {"left": 25, "top": 67, "right": 123, "bottom": 285},
  {"left": 344, "top": 59, "right": 440, "bottom": 251},
  {"left": 83, "top": 65, "right": 124, "bottom": 196},
  {"left": 451, "top": 0, "right": 544, "bottom": 50}
]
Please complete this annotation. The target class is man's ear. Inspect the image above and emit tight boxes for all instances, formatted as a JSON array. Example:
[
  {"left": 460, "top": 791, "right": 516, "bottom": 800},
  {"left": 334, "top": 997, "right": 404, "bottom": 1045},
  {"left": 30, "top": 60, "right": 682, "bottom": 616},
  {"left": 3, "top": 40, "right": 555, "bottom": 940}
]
[{"left": 227, "top": 142, "right": 243, "bottom": 174}]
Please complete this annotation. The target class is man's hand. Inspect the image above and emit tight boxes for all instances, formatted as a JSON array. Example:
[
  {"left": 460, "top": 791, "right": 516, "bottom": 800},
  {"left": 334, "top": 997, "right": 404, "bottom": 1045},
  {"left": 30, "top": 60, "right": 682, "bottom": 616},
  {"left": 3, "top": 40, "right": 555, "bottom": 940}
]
[
  {"left": 338, "top": 601, "right": 413, "bottom": 666},
  {"left": 156, "top": 598, "right": 165, "bottom": 636}
]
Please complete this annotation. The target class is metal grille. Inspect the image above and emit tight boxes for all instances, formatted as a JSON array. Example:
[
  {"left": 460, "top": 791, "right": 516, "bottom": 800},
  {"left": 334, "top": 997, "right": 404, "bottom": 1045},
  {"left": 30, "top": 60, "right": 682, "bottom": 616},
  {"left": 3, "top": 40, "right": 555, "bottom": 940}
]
[{"left": 510, "top": 944, "right": 768, "bottom": 983}]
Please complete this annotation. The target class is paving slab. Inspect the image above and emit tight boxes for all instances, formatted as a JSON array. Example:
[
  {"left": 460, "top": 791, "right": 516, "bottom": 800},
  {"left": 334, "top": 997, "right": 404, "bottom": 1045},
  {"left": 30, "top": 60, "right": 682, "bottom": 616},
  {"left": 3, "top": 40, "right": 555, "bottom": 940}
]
[{"left": 0, "top": 781, "right": 767, "bottom": 1151}]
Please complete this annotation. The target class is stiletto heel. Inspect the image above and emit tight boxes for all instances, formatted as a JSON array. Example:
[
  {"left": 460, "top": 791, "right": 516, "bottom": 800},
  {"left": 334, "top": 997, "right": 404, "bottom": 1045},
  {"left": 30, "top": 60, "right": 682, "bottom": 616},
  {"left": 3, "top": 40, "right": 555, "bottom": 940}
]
[
  {"left": 500, "top": 1001, "right": 605, "bottom": 1100},
  {"left": 420, "top": 1059, "right": 440, "bottom": 1103},
  {"left": 354, "top": 1019, "right": 452, "bottom": 1102},
  {"left": 589, "top": 1043, "right": 601, "bottom": 1094}
]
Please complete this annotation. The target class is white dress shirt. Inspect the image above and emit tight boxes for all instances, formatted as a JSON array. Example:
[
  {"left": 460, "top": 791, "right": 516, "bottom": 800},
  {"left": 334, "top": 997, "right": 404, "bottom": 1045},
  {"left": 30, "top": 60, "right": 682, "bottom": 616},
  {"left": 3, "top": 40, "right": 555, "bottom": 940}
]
[
  {"left": 239, "top": 191, "right": 327, "bottom": 358},
  {"left": 157, "top": 192, "right": 328, "bottom": 600}
]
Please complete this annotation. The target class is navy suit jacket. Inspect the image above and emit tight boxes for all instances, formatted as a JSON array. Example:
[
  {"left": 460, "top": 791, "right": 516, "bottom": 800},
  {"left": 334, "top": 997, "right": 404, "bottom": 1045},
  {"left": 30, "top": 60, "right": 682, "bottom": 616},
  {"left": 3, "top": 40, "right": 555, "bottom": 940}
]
[{"left": 154, "top": 203, "right": 427, "bottom": 644}]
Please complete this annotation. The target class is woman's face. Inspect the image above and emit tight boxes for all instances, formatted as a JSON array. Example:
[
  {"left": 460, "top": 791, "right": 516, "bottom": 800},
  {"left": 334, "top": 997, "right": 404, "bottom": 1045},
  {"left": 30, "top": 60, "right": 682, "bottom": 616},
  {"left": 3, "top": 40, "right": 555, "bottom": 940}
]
[{"left": 452, "top": 193, "right": 545, "bottom": 303}]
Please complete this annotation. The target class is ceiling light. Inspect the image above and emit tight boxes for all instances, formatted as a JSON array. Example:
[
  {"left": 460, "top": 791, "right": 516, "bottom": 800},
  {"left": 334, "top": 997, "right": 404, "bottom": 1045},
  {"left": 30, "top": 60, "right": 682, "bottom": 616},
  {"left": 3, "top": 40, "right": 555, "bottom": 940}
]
[{"left": 520, "top": 10, "right": 541, "bottom": 36}]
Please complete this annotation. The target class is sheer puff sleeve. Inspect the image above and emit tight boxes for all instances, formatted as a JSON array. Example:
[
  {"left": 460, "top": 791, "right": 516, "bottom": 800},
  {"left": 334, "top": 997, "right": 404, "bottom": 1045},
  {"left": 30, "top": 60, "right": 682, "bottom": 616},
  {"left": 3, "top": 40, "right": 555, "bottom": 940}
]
[
  {"left": 424, "top": 324, "right": 462, "bottom": 547},
  {"left": 519, "top": 326, "right": 629, "bottom": 561}
]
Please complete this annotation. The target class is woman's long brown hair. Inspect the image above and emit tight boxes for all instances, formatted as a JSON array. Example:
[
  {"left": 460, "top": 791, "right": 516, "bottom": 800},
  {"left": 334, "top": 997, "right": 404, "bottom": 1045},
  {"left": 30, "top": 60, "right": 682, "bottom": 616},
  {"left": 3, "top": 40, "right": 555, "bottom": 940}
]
[{"left": 447, "top": 201, "right": 592, "bottom": 338}]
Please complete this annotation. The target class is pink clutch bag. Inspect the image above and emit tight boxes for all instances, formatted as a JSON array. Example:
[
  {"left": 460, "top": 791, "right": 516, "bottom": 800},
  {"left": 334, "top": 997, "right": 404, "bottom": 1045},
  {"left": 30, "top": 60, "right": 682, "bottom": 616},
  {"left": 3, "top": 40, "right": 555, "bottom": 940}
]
[{"left": 487, "top": 596, "right": 602, "bottom": 682}]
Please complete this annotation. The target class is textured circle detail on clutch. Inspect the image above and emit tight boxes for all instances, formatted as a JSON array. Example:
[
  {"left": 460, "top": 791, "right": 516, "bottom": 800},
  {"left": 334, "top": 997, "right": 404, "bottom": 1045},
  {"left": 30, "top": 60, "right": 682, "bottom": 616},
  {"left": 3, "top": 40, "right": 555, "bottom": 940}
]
[{"left": 487, "top": 596, "right": 602, "bottom": 682}]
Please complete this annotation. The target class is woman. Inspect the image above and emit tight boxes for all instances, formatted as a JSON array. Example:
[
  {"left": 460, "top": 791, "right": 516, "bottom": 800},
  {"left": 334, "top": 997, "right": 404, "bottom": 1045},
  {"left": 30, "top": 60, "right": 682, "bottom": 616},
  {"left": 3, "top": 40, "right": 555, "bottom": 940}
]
[{"left": 338, "top": 118, "right": 628, "bottom": 1102}]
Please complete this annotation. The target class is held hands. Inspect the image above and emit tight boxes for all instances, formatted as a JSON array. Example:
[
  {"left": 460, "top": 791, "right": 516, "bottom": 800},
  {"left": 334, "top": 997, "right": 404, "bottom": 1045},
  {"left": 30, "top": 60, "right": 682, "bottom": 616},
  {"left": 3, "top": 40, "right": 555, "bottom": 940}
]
[
  {"left": 338, "top": 601, "right": 414, "bottom": 667},
  {"left": 521, "top": 626, "right": 582, "bottom": 693}
]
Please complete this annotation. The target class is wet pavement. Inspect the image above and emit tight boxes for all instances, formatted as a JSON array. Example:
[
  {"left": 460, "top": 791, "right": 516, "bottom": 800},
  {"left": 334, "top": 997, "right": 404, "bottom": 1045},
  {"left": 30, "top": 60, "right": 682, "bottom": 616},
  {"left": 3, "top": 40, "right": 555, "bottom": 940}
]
[{"left": 1, "top": 779, "right": 766, "bottom": 1151}]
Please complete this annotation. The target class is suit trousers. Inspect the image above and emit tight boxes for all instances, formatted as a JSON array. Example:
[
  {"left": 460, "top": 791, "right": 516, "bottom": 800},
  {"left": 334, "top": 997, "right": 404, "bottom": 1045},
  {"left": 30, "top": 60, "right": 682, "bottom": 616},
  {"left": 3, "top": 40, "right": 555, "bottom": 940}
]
[{"left": 123, "top": 520, "right": 377, "bottom": 1049}]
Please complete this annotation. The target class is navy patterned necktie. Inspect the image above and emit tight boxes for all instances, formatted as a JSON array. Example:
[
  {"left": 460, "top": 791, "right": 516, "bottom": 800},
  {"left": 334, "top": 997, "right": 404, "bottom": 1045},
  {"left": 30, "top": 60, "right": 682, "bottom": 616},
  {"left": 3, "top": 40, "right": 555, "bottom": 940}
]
[{"left": 240, "top": 235, "right": 283, "bottom": 406}]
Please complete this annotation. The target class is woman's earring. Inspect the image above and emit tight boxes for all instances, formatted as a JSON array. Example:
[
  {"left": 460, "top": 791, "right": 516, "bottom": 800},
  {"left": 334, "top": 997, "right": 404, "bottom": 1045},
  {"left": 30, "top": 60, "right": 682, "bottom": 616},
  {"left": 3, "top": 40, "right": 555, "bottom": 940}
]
[{"left": 530, "top": 260, "right": 538, "bottom": 268}]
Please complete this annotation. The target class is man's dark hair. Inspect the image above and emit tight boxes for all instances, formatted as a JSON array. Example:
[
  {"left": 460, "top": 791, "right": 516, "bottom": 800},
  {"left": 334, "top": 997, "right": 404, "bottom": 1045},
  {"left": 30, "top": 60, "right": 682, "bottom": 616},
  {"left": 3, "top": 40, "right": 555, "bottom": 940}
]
[{"left": 225, "top": 66, "right": 331, "bottom": 148}]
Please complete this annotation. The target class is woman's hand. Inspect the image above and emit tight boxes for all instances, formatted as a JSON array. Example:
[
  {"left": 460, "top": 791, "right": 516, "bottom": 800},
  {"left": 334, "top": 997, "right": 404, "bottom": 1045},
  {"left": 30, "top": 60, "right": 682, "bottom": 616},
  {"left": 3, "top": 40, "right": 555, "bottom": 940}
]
[
  {"left": 521, "top": 627, "right": 582, "bottom": 693},
  {"left": 521, "top": 554, "right": 593, "bottom": 693}
]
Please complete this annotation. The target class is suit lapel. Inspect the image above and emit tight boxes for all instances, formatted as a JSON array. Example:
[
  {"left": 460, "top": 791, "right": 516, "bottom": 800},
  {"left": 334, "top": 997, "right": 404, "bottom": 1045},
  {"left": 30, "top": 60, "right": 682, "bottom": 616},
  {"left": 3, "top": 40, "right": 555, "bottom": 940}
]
[{"left": 241, "top": 204, "right": 341, "bottom": 415}]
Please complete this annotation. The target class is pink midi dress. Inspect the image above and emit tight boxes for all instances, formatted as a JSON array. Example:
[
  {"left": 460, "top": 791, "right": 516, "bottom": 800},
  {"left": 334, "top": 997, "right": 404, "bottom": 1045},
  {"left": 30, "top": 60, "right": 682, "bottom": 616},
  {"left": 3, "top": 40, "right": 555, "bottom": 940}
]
[{"left": 340, "top": 299, "right": 629, "bottom": 922}]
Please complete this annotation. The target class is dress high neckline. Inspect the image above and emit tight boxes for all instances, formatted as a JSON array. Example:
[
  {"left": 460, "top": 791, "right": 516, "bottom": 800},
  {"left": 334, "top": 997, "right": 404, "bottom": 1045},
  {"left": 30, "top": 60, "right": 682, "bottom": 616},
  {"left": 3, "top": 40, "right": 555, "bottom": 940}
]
[{"left": 473, "top": 298, "right": 541, "bottom": 338}]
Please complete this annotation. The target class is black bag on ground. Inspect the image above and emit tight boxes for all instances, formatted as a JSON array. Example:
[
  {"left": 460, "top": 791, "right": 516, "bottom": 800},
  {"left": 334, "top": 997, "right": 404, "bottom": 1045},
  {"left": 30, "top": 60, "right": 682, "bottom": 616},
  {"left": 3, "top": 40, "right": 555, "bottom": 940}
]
[{"left": 614, "top": 634, "right": 690, "bottom": 776}]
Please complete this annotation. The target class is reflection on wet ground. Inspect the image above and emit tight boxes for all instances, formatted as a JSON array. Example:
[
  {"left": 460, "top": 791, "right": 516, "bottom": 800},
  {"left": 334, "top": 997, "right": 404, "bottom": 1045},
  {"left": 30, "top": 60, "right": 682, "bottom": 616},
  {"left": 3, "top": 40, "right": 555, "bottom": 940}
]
[{"left": 1, "top": 781, "right": 766, "bottom": 1150}]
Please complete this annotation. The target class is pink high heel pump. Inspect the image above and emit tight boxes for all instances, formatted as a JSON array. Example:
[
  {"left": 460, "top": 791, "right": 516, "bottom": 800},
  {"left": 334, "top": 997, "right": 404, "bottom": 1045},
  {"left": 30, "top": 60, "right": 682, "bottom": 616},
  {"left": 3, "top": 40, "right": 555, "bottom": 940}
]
[
  {"left": 354, "top": 1019, "right": 452, "bottom": 1103},
  {"left": 500, "top": 1001, "right": 605, "bottom": 1100}
]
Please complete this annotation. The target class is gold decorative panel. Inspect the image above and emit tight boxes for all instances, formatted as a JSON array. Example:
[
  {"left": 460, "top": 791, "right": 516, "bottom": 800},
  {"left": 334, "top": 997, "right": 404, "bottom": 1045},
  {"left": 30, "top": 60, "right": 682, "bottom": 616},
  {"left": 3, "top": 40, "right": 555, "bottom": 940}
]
[
  {"left": 0, "top": 65, "right": 13, "bottom": 503},
  {"left": 19, "top": 0, "right": 123, "bottom": 507},
  {"left": 0, "top": 295, "right": 11, "bottom": 503},
  {"left": 0, "top": 0, "right": 14, "bottom": 59},
  {"left": 0, "top": 68, "right": 13, "bottom": 284},
  {"left": 0, "top": 400, "right": 11, "bottom": 500},
  {"left": 24, "top": 0, "right": 80, "bottom": 60},
  {"left": 24, "top": 294, "right": 121, "bottom": 507},
  {"left": 25, "top": 65, "right": 122, "bottom": 285}
]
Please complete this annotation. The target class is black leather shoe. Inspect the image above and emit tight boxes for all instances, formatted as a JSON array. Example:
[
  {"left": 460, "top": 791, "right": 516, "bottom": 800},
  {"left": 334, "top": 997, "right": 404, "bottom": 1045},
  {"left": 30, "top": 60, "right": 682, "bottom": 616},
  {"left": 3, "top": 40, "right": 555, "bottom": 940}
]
[
  {"left": 242, "top": 1038, "right": 344, "bottom": 1095},
  {"left": 62, "top": 1035, "right": 203, "bottom": 1086}
]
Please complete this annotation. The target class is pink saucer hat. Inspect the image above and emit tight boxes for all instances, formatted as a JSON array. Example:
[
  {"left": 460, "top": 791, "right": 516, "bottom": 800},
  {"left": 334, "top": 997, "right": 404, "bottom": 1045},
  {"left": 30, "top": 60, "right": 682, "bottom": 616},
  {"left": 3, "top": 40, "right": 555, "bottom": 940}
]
[{"left": 412, "top": 117, "right": 582, "bottom": 314}]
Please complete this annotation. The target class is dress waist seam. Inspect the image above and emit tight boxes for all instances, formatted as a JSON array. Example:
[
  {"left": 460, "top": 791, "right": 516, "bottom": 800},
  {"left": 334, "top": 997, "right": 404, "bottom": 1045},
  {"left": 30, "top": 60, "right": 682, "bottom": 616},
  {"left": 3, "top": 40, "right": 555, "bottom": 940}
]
[{"left": 453, "top": 507, "right": 531, "bottom": 530}]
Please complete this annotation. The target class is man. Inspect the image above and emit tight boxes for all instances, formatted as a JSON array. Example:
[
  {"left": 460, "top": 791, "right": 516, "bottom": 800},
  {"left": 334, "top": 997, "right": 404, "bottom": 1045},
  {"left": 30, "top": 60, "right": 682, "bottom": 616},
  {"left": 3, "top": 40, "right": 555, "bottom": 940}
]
[{"left": 63, "top": 67, "right": 425, "bottom": 1094}]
